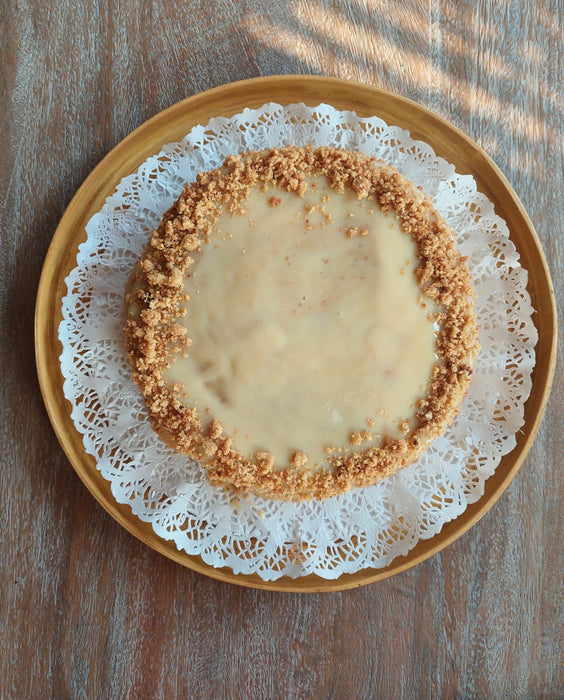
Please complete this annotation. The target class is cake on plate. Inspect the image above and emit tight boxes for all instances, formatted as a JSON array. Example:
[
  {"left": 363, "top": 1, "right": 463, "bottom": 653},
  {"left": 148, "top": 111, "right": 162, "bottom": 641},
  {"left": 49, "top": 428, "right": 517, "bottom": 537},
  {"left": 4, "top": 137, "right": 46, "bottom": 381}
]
[{"left": 124, "top": 145, "right": 479, "bottom": 501}]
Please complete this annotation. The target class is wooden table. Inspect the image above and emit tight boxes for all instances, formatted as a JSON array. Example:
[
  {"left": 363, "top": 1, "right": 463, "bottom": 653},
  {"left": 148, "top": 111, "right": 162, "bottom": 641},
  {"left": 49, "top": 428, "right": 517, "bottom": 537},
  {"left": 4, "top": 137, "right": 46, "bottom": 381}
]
[{"left": 2, "top": 1, "right": 561, "bottom": 697}]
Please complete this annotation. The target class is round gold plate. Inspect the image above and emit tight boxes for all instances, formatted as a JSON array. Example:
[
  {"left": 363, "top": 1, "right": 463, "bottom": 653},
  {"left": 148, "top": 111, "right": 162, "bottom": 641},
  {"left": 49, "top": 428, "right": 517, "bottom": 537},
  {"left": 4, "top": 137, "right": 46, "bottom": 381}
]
[{"left": 35, "top": 76, "right": 557, "bottom": 591}]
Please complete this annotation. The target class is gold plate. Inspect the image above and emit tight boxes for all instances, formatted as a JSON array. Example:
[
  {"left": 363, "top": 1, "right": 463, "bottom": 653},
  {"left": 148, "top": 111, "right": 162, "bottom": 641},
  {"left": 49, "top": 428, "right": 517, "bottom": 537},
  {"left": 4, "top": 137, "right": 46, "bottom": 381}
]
[{"left": 35, "top": 76, "right": 557, "bottom": 592}]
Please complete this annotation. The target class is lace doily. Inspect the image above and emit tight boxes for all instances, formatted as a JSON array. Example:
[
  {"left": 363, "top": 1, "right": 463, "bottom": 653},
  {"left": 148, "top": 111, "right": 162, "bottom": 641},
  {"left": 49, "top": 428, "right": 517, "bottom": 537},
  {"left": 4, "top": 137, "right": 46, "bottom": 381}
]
[{"left": 59, "top": 103, "right": 537, "bottom": 580}]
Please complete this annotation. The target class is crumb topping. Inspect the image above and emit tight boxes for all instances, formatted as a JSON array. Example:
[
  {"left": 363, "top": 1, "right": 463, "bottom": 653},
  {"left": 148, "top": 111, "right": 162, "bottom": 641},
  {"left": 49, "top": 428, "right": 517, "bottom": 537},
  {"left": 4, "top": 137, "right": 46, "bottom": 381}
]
[{"left": 124, "top": 145, "right": 480, "bottom": 502}]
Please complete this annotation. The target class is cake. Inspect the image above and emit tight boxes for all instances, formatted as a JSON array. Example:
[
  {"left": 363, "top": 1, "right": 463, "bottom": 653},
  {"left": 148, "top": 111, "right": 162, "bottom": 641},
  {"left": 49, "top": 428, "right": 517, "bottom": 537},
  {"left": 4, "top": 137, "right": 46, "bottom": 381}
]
[{"left": 124, "top": 145, "right": 479, "bottom": 501}]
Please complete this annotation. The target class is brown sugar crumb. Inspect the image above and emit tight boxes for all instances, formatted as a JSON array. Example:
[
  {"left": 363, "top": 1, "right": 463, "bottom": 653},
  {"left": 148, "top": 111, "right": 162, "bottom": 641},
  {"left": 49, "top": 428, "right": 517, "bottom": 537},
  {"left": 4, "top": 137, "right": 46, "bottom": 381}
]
[
  {"left": 124, "top": 144, "right": 479, "bottom": 502},
  {"left": 291, "top": 451, "right": 308, "bottom": 468},
  {"left": 202, "top": 440, "right": 218, "bottom": 456},
  {"left": 208, "top": 419, "right": 224, "bottom": 439},
  {"left": 255, "top": 451, "right": 275, "bottom": 472},
  {"left": 351, "top": 430, "right": 373, "bottom": 446},
  {"left": 350, "top": 432, "right": 363, "bottom": 446},
  {"left": 342, "top": 225, "right": 368, "bottom": 239}
]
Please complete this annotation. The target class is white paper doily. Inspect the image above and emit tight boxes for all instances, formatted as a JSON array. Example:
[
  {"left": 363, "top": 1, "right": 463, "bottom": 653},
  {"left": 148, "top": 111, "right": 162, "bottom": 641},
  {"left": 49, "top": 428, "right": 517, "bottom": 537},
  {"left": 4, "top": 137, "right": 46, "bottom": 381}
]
[{"left": 59, "top": 103, "right": 537, "bottom": 580}]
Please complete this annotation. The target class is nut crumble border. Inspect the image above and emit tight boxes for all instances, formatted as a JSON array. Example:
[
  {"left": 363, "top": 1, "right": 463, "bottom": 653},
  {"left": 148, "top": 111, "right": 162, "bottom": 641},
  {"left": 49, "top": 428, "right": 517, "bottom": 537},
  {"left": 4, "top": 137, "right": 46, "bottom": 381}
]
[{"left": 124, "top": 146, "right": 480, "bottom": 501}]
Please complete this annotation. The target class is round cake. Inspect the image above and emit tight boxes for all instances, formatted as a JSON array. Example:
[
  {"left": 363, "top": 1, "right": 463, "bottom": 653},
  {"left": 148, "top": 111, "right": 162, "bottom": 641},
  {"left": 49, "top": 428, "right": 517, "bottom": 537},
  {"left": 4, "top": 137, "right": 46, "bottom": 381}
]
[{"left": 124, "top": 146, "right": 479, "bottom": 501}]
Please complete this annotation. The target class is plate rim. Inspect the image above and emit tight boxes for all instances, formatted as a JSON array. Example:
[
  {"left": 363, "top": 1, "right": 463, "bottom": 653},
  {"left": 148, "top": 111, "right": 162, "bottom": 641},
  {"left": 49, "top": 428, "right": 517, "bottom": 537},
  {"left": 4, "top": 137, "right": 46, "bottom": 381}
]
[{"left": 35, "top": 75, "right": 557, "bottom": 592}]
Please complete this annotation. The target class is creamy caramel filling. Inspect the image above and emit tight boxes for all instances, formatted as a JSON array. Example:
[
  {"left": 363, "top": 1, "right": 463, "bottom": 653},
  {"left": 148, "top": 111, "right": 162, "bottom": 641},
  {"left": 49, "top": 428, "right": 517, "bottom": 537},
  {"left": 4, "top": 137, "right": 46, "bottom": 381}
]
[{"left": 161, "top": 178, "right": 438, "bottom": 468}]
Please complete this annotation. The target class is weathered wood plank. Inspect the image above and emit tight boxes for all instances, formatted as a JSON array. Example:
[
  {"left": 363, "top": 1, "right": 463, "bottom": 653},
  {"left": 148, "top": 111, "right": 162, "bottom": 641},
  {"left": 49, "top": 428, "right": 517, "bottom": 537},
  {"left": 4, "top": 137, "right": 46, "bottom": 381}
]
[{"left": 1, "top": 0, "right": 561, "bottom": 698}]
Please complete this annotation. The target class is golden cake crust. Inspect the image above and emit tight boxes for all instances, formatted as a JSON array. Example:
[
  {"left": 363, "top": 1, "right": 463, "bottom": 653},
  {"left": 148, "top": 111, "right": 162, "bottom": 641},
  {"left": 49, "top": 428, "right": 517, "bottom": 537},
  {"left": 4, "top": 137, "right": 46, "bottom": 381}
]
[{"left": 124, "top": 146, "right": 480, "bottom": 501}]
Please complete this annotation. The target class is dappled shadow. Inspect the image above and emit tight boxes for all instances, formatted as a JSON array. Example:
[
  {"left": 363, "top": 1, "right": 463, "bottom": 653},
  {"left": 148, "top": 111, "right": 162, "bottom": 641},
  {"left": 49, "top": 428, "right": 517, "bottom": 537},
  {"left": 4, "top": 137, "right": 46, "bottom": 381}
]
[{"left": 236, "top": 0, "right": 561, "bottom": 192}]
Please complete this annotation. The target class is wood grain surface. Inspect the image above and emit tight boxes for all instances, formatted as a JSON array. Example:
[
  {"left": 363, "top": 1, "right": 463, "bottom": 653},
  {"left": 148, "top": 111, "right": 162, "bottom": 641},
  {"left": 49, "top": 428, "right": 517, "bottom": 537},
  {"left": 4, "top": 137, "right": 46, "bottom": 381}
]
[{"left": 1, "top": 0, "right": 562, "bottom": 698}]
